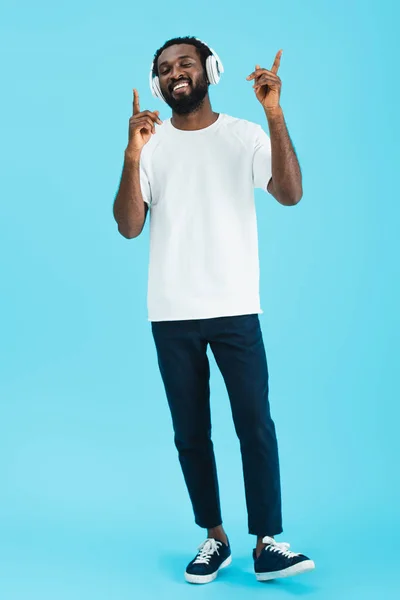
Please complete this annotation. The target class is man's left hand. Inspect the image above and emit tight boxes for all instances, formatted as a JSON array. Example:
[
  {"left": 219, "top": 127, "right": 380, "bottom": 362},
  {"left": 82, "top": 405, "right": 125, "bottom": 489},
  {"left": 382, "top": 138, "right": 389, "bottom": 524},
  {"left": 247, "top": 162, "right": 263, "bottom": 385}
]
[{"left": 246, "top": 50, "right": 283, "bottom": 111}]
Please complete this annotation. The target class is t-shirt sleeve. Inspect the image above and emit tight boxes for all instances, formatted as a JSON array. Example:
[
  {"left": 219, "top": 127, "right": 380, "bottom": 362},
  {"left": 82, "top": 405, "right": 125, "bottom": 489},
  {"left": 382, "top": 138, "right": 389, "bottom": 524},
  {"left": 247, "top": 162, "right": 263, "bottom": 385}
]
[
  {"left": 139, "top": 154, "right": 152, "bottom": 206},
  {"left": 252, "top": 125, "right": 272, "bottom": 191}
]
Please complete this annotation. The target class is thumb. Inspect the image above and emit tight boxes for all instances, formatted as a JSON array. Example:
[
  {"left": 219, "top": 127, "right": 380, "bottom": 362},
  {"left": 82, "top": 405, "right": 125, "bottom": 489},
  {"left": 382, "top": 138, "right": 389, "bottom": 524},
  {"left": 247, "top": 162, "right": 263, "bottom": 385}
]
[{"left": 153, "top": 110, "right": 163, "bottom": 125}]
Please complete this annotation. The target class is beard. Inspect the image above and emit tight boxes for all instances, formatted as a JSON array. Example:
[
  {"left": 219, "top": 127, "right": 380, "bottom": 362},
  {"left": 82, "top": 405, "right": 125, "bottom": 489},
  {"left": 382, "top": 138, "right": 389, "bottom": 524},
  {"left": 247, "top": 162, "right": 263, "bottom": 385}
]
[{"left": 162, "top": 72, "right": 209, "bottom": 115}]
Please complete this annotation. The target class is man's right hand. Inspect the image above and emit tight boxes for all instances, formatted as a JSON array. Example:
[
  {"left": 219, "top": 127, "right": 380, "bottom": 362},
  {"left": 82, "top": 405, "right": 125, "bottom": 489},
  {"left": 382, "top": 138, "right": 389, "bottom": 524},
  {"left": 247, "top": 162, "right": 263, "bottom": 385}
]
[{"left": 126, "top": 89, "right": 162, "bottom": 156}]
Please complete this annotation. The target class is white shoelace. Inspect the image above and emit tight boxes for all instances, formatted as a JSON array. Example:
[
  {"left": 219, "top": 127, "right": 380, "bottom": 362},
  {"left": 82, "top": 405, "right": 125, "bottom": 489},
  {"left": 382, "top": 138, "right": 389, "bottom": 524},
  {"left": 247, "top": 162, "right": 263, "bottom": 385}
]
[
  {"left": 193, "top": 538, "right": 222, "bottom": 565},
  {"left": 262, "top": 536, "right": 299, "bottom": 559}
]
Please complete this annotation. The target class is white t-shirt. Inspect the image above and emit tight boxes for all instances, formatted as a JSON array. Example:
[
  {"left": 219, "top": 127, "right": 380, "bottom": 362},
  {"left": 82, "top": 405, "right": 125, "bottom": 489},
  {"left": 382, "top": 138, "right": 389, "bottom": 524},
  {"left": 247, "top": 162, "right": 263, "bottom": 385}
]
[{"left": 139, "top": 113, "right": 272, "bottom": 322}]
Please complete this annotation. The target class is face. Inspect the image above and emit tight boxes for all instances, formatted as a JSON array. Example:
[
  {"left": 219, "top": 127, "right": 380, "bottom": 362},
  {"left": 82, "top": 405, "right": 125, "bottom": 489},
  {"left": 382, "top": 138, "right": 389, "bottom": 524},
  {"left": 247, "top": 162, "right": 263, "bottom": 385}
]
[{"left": 157, "top": 44, "right": 209, "bottom": 115}]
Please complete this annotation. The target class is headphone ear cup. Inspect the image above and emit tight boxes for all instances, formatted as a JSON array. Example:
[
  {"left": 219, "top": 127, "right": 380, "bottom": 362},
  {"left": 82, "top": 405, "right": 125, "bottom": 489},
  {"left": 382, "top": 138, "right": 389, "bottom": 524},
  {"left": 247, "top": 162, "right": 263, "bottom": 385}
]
[
  {"left": 206, "top": 54, "right": 223, "bottom": 85},
  {"left": 205, "top": 55, "right": 220, "bottom": 85},
  {"left": 152, "top": 76, "right": 166, "bottom": 102}
]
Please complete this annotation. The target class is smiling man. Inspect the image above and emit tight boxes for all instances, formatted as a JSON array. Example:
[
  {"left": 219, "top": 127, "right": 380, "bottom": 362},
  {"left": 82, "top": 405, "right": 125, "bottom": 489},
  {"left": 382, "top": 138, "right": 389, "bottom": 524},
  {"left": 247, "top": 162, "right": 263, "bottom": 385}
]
[
  {"left": 158, "top": 50, "right": 209, "bottom": 115},
  {"left": 113, "top": 36, "right": 315, "bottom": 585}
]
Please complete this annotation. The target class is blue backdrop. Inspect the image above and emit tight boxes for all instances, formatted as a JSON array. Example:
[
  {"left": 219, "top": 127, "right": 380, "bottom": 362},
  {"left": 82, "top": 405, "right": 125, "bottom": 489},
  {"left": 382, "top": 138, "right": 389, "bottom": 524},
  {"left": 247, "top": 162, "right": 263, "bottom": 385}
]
[{"left": 1, "top": 1, "right": 399, "bottom": 598}]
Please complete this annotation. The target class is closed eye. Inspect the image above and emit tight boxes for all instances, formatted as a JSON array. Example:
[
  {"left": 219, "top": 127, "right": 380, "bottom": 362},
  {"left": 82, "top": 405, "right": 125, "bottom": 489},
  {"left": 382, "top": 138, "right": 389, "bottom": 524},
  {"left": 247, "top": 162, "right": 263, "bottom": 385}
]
[{"left": 160, "top": 62, "right": 193, "bottom": 75}]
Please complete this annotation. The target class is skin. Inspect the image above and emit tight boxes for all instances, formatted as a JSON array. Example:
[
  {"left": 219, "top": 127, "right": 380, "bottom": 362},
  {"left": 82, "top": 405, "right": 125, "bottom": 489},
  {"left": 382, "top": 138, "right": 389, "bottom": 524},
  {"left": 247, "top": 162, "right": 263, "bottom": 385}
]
[
  {"left": 112, "top": 45, "right": 303, "bottom": 556},
  {"left": 247, "top": 50, "right": 303, "bottom": 206},
  {"left": 156, "top": 43, "right": 219, "bottom": 131},
  {"left": 112, "top": 95, "right": 154, "bottom": 238}
]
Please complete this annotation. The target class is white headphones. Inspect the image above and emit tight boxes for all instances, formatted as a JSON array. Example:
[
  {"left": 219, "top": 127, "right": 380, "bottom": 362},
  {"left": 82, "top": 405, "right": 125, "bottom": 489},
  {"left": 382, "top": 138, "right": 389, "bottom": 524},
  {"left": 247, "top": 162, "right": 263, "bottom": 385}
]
[{"left": 149, "top": 38, "right": 224, "bottom": 103}]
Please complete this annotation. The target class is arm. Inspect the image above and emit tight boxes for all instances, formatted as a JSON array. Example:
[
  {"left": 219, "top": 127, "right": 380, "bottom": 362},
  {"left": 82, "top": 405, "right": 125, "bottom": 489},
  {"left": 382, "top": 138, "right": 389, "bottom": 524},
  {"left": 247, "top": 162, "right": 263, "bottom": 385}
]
[
  {"left": 113, "top": 89, "right": 162, "bottom": 238},
  {"left": 265, "top": 106, "right": 303, "bottom": 206},
  {"left": 113, "top": 150, "right": 148, "bottom": 239},
  {"left": 247, "top": 52, "right": 302, "bottom": 207}
]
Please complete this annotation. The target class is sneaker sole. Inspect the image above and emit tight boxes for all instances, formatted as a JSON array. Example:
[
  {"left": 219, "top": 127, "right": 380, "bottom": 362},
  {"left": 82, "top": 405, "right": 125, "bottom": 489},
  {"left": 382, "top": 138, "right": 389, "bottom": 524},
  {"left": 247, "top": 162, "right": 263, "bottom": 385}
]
[
  {"left": 256, "top": 559, "right": 315, "bottom": 581},
  {"left": 185, "top": 555, "right": 232, "bottom": 584}
]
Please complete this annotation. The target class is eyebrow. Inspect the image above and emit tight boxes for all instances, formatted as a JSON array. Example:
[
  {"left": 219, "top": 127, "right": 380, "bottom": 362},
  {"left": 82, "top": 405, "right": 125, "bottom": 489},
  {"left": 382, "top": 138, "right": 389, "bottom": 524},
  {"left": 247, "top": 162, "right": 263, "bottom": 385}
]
[{"left": 158, "top": 55, "right": 196, "bottom": 69}]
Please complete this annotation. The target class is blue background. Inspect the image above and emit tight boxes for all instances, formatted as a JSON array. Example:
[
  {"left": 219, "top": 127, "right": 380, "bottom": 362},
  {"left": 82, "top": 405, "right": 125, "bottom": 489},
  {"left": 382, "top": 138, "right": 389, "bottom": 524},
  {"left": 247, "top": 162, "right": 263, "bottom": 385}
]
[{"left": 1, "top": 1, "right": 399, "bottom": 598}]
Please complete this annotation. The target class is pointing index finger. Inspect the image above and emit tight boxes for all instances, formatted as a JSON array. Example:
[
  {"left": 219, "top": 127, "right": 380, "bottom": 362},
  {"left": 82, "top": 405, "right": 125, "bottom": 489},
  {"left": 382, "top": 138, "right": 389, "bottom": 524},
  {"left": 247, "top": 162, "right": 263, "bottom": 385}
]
[
  {"left": 133, "top": 88, "right": 140, "bottom": 115},
  {"left": 271, "top": 50, "right": 283, "bottom": 75}
]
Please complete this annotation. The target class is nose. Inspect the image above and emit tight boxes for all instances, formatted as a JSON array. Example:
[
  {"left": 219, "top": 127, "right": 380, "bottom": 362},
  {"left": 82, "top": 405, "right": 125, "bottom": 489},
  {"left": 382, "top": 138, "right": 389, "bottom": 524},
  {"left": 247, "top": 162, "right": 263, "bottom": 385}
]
[{"left": 169, "top": 64, "right": 187, "bottom": 83}]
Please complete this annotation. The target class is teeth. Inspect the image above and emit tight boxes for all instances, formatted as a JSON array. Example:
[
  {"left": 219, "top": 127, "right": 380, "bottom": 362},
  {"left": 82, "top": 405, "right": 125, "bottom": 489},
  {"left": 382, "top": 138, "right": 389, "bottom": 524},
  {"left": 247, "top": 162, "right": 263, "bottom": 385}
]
[{"left": 174, "top": 82, "right": 189, "bottom": 91}]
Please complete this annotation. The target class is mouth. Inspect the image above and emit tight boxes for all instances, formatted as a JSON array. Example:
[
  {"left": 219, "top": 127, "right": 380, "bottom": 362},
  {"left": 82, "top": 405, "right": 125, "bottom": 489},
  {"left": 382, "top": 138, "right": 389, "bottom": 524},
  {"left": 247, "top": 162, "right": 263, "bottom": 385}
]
[{"left": 171, "top": 80, "right": 191, "bottom": 95}]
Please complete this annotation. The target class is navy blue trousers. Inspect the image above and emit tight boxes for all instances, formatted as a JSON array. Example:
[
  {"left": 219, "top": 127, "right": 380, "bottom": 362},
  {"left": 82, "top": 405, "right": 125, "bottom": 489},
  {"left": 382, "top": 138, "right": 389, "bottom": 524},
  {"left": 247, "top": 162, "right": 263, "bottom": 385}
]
[{"left": 151, "top": 314, "right": 283, "bottom": 537}]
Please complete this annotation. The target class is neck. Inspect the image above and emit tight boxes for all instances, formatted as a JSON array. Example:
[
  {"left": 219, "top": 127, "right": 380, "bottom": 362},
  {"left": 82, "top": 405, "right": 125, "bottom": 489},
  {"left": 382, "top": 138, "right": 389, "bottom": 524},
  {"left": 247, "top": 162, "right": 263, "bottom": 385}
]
[{"left": 171, "top": 96, "right": 219, "bottom": 131}]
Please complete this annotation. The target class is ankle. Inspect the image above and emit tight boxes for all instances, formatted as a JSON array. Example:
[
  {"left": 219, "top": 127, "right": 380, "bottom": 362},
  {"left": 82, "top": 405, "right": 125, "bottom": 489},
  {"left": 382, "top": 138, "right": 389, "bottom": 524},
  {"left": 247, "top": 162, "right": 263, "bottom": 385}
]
[
  {"left": 257, "top": 535, "right": 274, "bottom": 545},
  {"left": 256, "top": 535, "right": 274, "bottom": 558},
  {"left": 207, "top": 526, "right": 228, "bottom": 546}
]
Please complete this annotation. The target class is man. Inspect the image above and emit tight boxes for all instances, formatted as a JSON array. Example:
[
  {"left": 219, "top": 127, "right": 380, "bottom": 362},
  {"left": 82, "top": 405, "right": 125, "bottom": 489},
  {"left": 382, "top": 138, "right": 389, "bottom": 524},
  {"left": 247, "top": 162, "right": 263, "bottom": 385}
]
[{"left": 113, "top": 36, "right": 315, "bottom": 585}]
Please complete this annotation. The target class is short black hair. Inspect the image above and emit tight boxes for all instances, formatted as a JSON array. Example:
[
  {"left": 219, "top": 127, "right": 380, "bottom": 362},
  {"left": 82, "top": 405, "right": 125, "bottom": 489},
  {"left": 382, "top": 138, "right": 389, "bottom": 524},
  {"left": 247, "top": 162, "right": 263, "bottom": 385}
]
[{"left": 152, "top": 36, "right": 212, "bottom": 77}]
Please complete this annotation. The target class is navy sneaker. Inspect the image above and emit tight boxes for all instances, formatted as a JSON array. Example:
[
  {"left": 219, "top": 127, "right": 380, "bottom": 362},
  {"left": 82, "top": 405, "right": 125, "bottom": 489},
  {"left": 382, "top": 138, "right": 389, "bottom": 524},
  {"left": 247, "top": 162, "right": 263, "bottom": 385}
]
[
  {"left": 253, "top": 536, "right": 315, "bottom": 581},
  {"left": 185, "top": 537, "right": 232, "bottom": 584}
]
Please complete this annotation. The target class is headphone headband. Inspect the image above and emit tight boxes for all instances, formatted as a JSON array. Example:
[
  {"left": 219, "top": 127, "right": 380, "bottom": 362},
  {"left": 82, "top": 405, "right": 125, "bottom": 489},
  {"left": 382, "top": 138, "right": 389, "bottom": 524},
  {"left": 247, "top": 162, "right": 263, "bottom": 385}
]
[{"left": 149, "top": 38, "right": 224, "bottom": 103}]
